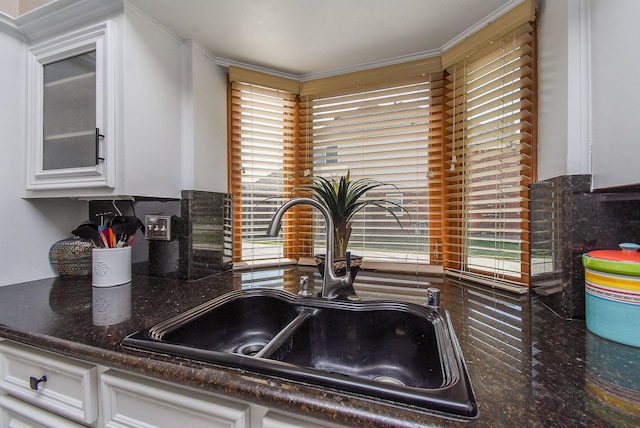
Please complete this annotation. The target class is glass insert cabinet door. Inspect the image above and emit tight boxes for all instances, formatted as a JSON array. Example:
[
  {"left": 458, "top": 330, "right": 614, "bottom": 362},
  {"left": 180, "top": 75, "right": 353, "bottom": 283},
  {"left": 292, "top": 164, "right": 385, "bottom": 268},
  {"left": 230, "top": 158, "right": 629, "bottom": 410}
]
[
  {"left": 26, "top": 21, "right": 115, "bottom": 192},
  {"left": 42, "top": 51, "right": 98, "bottom": 170}
]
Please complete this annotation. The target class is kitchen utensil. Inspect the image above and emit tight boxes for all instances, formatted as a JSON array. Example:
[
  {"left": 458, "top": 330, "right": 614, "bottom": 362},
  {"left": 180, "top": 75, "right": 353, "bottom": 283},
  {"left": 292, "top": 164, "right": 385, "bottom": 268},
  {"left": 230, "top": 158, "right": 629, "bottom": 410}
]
[{"left": 71, "top": 223, "right": 102, "bottom": 248}]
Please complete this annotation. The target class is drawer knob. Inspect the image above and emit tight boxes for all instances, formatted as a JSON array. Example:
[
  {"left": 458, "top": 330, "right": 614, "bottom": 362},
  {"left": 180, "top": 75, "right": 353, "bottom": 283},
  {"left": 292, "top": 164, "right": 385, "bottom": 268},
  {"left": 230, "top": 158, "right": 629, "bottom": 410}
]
[{"left": 29, "top": 375, "right": 47, "bottom": 391}]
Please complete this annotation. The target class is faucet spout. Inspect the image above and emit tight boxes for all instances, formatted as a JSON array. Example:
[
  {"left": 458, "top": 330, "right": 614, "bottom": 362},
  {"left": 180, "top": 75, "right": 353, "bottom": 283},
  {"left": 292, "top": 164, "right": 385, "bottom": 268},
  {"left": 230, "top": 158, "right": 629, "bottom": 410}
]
[{"left": 266, "top": 197, "right": 352, "bottom": 299}]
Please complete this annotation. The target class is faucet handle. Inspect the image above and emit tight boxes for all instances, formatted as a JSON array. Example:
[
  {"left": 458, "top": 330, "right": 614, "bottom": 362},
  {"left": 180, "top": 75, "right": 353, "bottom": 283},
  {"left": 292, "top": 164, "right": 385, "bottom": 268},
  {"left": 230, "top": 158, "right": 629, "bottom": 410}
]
[
  {"left": 427, "top": 287, "right": 441, "bottom": 312},
  {"left": 345, "top": 251, "right": 351, "bottom": 277},
  {"left": 298, "top": 275, "right": 313, "bottom": 297}
]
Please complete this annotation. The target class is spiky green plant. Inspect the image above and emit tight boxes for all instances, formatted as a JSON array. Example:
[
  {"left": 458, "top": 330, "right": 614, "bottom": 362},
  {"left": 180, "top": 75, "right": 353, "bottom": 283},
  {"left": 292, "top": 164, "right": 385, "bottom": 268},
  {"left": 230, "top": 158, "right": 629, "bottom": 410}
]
[{"left": 294, "top": 171, "right": 409, "bottom": 258}]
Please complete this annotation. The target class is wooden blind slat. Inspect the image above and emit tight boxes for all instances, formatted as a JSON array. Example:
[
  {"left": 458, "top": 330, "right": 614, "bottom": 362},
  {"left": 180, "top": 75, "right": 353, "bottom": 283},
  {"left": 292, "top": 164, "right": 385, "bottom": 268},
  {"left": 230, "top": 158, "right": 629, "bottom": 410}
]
[
  {"left": 229, "top": 81, "right": 300, "bottom": 263},
  {"left": 229, "top": 66, "right": 299, "bottom": 93},
  {"left": 300, "top": 73, "right": 443, "bottom": 265},
  {"left": 299, "top": 58, "right": 442, "bottom": 96},
  {"left": 443, "top": 22, "right": 534, "bottom": 287}
]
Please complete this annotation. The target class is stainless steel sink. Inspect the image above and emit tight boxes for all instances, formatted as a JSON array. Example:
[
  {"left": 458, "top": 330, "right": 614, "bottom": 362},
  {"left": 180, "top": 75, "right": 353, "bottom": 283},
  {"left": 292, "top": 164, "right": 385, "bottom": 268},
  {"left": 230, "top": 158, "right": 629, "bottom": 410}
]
[{"left": 122, "top": 288, "right": 477, "bottom": 419}]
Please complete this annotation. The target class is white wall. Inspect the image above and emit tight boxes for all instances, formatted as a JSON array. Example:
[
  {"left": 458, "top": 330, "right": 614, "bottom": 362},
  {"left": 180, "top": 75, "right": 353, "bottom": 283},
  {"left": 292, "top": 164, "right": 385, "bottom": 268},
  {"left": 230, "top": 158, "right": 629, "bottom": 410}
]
[
  {"left": 122, "top": 6, "right": 183, "bottom": 198},
  {"left": 122, "top": 6, "right": 228, "bottom": 197},
  {"left": 0, "top": 30, "right": 88, "bottom": 286},
  {"left": 588, "top": 0, "right": 640, "bottom": 189},
  {"left": 183, "top": 42, "right": 228, "bottom": 193},
  {"left": 537, "top": 0, "right": 640, "bottom": 189},
  {"left": 537, "top": 0, "right": 591, "bottom": 181},
  {"left": 192, "top": 46, "right": 228, "bottom": 193},
  {"left": 537, "top": 0, "right": 568, "bottom": 180}
]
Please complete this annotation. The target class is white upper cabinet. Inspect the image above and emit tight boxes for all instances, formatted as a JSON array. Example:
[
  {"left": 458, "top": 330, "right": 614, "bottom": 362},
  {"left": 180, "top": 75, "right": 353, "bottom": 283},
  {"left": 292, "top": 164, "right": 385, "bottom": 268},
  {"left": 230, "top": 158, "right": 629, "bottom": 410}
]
[
  {"left": 23, "top": 1, "right": 184, "bottom": 199},
  {"left": 588, "top": 0, "right": 640, "bottom": 190},
  {"left": 27, "top": 21, "right": 116, "bottom": 193}
]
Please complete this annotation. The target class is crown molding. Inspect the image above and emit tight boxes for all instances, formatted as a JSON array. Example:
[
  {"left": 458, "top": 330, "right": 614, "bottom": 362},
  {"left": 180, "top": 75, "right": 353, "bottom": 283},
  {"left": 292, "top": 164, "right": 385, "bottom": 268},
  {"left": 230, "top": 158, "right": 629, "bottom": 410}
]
[
  {"left": 214, "top": 57, "right": 300, "bottom": 81},
  {"left": 124, "top": 1, "right": 183, "bottom": 46},
  {"left": 0, "top": 11, "right": 21, "bottom": 39},
  {"left": 214, "top": 0, "right": 525, "bottom": 82},
  {"left": 440, "top": 0, "right": 525, "bottom": 52},
  {"left": 14, "top": 0, "right": 122, "bottom": 42},
  {"left": 298, "top": 49, "right": 441, "bottom": 82},
  {"left": 215, "top": 48, "right": 441, "bottom": 83},
  {"left": 186, "top": 39, "right": 217, "bottom": 64}
]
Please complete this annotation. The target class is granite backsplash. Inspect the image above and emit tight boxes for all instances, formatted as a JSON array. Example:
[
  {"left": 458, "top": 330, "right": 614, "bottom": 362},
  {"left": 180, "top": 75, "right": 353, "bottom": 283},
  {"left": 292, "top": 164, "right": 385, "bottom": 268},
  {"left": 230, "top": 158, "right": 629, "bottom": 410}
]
[
  {"left": 89, "top": 190, "right": 232, "bottom": 281},
  {"left": 531, "top": 174, "right": 640, "bottom": 319}
]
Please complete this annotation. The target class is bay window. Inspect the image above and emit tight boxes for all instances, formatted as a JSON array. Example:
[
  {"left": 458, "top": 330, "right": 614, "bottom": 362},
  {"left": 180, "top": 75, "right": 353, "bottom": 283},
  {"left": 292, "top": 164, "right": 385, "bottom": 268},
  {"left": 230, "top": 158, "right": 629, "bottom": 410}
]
[{"left": 229, "top": 0, "right": 536, "bottom": 289}]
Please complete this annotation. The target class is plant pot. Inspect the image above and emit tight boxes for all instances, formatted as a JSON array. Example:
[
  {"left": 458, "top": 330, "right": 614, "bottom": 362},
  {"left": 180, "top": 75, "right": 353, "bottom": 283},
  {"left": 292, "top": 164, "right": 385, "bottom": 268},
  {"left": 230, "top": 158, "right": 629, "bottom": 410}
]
[{"left": 314, "top": 254, "right": 363, "bottom": 286}]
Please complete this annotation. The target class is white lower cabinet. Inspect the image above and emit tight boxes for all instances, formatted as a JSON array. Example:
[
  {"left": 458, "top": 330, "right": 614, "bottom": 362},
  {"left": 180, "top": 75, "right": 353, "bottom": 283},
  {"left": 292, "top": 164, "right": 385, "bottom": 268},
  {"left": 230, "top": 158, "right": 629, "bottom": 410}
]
[
  {"left": 262, "top": 411, "right": 339, "bottom": 428},
  {"left": 0, "top": 340, "right": 339, "bottom": 428},
  {"left": 0, "top": 395, "right": 85, "bottom": 428},
  {"left": 0, "top": 341, "right": 98, "bottom": 426},
  {"left": 100, "top": 371, "right": 338, "bottom": 428},
  {"left": 101, "top": 370, "right": 249, "bottom": 428}
]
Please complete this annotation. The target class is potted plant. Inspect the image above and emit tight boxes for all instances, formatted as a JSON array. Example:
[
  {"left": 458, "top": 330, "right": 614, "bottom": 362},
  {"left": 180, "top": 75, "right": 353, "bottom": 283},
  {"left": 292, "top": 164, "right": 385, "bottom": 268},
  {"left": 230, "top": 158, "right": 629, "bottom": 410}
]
[{"left": 294, "top": 171, "right": 409, "bottom": 279}]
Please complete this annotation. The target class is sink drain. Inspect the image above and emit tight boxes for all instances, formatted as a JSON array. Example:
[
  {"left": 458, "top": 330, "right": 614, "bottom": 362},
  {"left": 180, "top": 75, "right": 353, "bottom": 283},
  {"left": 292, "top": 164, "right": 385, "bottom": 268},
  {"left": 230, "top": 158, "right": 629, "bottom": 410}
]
[
  {"left": 235, "top": 342, "right": 268, "bottom": 356},
  {"left": 373, "top": 376, "right": 406, "bottom": 386}
]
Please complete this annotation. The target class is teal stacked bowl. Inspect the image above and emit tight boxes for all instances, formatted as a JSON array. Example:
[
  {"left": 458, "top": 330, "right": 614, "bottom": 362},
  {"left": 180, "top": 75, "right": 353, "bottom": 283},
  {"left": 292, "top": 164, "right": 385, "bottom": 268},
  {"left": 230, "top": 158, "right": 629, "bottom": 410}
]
[{"left": 583, "top": 243, "right": 640, "bottom": 347}]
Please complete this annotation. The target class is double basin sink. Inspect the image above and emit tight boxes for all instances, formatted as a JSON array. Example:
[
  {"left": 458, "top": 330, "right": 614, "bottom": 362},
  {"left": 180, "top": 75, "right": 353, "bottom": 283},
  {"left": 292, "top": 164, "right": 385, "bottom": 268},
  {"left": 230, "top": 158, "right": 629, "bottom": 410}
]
[{"left": 122, "top": 288, "right": 477, "bottom": 419}]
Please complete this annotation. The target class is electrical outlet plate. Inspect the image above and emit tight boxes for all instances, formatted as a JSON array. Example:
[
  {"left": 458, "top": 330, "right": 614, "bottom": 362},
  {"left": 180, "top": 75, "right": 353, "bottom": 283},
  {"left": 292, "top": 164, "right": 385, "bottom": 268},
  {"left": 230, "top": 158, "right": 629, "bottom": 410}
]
[{"left": 145, "top": 215, "right": 172, "bottom": 241}]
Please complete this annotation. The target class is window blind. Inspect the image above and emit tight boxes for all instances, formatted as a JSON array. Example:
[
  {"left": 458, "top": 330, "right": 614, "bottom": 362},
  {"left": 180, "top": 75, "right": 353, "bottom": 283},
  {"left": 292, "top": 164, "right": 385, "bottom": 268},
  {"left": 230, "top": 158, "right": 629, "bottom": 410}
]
[
  {"left": 229, "top": 81, "right": 300, "bottom": 265},
  {"left": 299, "top": 73, "right": 444, "bottom": 268},
  {"left": 444, "top": 23, "right": 535, "bottom": 288},
  {"left": 226, "top": 4, "right": 536, "bottom": 288}
]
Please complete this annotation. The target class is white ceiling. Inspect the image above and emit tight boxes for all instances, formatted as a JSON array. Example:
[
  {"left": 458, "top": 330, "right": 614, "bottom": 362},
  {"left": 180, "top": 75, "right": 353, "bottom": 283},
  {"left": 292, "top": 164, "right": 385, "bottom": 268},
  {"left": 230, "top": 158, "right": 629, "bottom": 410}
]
[{"left": 128, "top": 0, "right": 517, "bottom": 78}]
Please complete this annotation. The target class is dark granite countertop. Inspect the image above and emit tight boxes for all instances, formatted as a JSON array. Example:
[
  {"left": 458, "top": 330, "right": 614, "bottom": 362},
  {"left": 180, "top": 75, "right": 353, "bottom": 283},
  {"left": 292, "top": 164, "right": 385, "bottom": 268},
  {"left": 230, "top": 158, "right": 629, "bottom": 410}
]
[{"left": 0, "top": 267, "right": 638, "bottom": 427}]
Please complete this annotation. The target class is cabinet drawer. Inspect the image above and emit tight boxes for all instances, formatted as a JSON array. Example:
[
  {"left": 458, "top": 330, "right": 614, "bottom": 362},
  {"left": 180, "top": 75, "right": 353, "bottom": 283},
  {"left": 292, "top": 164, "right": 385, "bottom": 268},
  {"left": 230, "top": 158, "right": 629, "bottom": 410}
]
[
  {"left": 263, "top": 411, "right": 339, "bottom": 428},
  {"left": 0, "top": 394, "right": 85, "bottom": 428},
  {"left": 0, "top": 341, "right": 98, "bottom": 424},
  {"left": 101, "top": 370, "right": 249, "bottom": 428}
]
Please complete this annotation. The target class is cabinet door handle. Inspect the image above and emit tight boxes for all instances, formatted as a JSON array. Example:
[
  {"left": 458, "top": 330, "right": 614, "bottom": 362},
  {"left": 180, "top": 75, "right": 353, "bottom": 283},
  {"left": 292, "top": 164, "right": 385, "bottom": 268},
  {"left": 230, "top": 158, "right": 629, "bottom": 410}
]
[
  {"left": 29, "top": 375, "right": 47, "bottom": 391},
  {"left": 96, "top": 128, "right": 105, "bottom": 164}
]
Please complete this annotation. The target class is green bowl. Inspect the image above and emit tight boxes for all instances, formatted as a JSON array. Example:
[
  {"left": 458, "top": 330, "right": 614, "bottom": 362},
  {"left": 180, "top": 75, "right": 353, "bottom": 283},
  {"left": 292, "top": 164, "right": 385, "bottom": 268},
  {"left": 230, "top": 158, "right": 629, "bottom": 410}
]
[{"left": 583, "top": 256, "right": 640, "bottom": 277}]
